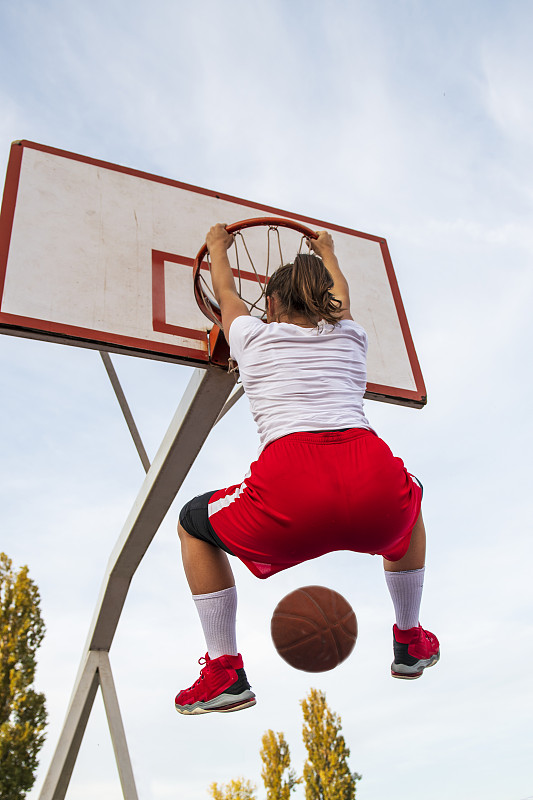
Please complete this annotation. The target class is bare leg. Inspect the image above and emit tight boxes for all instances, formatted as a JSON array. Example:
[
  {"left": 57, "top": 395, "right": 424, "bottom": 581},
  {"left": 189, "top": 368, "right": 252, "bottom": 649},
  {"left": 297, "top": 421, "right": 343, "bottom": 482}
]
[
  {"left": 178, "top": 522, "right": 235, "bottom": 595},
  {"left": 383, "top": 510, "right": 427, "bottom": 633},
  {"left": 383, "top": 511, "right": 426, "bottom": 572},
  {"left": 382, "top": 512, "right": 439, "bottom": 677},
  {"left": 175, "top": 524, "right": 255, "bottom": 712}
]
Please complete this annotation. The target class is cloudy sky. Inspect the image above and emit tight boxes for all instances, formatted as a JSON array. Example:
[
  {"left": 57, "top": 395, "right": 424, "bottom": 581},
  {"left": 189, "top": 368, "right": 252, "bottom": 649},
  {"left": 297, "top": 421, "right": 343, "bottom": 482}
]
[{"left": 1, "top": 1, "right": 532, "bottom": 799}]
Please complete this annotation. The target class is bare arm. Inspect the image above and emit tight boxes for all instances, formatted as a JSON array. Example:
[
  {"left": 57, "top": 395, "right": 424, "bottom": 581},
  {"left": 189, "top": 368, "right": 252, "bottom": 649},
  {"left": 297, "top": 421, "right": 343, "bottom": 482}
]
[
  {"left": 206, "top": 224, "right": 249, "bottom": 340},
  {"left": 309, "top": 230, "right": 352, "bottom": 320}
]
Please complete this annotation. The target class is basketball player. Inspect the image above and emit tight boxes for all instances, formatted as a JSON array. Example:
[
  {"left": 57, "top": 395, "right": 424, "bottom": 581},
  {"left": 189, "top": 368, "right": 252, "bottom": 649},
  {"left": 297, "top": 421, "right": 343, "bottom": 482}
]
[{"left": 174, "top": 224, "right": 439, "bottom": 714}]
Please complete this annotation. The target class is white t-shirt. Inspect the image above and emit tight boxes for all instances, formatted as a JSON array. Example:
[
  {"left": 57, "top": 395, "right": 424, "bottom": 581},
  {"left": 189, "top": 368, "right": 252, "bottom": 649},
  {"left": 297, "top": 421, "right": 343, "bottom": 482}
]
[{"left": 229, "top": 315, "right": 374, "bottom": 451}]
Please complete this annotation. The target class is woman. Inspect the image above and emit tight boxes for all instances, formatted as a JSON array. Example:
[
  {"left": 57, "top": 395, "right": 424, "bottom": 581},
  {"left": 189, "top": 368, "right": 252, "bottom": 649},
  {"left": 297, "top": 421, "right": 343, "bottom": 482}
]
[{"left": 174, "top": 224, "right": 439, "bottom": 715}]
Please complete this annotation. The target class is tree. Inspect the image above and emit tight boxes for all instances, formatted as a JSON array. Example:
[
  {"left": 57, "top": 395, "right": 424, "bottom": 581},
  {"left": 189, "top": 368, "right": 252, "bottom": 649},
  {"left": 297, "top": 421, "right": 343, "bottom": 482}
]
[
  {"left": 205, "top": 690, "right": 362, "bottom": 800},
  {"left": 209, "top": 778, "right": 257, "bottom": 799},
  {"left": 301, "top": 688, "right": 361, "bottom": 800},
  {"left": 0, "top": 553, "right": 47, "bottom": 800},
  {"left": 260, "top": 729, "right": 299, "bottom": 800}
]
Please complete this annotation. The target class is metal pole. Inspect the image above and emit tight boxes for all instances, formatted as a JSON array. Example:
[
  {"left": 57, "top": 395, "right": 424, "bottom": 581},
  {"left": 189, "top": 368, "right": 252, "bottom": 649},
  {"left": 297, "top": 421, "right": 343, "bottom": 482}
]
[
  {"left": 214, "top": 384, "right": 244, "bottom": 426},
  {"left": 39, "top": 366, "right": 236, "bottom": 800},
  {"left": 38, "top": 652, "right": 100, "bottom": 800},
  {"left": 98, "top": 652, "right": 139, "bottom": 800},
  {"left": 100, "top": 351, "right": 151, "bottom": 473}
]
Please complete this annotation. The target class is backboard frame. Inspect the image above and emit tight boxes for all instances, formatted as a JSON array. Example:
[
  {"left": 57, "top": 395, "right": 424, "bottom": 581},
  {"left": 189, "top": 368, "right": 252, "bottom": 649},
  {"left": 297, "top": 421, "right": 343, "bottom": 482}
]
[{"left": 0, "top": 140, "right": 426, "bottom": 406}]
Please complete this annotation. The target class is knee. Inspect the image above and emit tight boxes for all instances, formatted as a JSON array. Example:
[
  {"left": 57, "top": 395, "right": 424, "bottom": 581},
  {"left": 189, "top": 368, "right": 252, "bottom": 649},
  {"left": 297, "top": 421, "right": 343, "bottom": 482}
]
[{"left": 177, "top": 521, "right": 190, "bottom": 542}]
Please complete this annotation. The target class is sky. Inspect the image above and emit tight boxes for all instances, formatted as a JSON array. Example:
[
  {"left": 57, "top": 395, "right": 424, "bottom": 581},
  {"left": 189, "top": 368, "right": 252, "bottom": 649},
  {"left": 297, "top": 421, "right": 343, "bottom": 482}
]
[{"left": 1, "top": 1, "right": 532, "bottom": 799}]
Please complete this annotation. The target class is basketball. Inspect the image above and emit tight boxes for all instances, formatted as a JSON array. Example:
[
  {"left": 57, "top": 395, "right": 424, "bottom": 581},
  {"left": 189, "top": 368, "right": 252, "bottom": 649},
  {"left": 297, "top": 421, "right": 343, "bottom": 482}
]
[{"left": 270, "top": 585, "right": 358, "bottom": 672}]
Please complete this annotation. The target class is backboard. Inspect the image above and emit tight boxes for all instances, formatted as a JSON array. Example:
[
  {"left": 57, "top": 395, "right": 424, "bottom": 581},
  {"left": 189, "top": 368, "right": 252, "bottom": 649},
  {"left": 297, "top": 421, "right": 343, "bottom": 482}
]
[{"left": 0, "top": 140, "right": 426, "bottom": 406}]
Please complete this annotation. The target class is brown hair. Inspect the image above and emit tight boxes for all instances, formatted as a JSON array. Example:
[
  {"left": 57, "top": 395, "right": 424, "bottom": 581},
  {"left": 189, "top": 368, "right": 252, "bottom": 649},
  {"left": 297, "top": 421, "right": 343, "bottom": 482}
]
[{"left": 265, "top": 253, "right": 342, "bottom": 326}]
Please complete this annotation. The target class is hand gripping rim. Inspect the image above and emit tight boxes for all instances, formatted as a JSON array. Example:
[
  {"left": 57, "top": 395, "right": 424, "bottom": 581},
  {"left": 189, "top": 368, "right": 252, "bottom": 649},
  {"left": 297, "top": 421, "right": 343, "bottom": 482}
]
[{"left": 193, "top": 216, "right": 318, "bottom": 328}]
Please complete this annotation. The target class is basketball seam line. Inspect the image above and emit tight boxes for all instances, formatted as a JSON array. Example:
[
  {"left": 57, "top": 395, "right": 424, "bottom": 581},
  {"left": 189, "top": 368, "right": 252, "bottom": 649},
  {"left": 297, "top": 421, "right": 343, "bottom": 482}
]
[{"left": 300, "top": 589, "right": 344, "bottom": 662}]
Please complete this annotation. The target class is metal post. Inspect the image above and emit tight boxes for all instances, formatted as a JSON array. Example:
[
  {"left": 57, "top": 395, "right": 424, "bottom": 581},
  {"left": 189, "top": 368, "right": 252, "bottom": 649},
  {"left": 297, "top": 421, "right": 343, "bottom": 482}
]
[
  {"left": 214, "top": 384, "right": 244, "bottom": 426},
  {"left": 38, "top": 652, "right": 100, "bottom": 800},
  {"left": 39, "top": 366, "right": 236, "bottom": 799},
  {"left": 100, "top": 351, "right": 151, "bottom": 473},
  {"left": 98, "top": 652, "right": 139, "bottom": 800}
]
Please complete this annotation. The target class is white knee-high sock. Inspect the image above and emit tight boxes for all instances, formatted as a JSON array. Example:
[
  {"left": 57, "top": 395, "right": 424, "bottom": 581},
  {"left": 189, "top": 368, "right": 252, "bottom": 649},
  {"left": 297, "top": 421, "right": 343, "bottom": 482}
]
[
  {"left": 384, "top": 567, "right": 425, "bottom": 630},
  {"left": 192, "top": 586, "right": 238, "bottom": 659}
]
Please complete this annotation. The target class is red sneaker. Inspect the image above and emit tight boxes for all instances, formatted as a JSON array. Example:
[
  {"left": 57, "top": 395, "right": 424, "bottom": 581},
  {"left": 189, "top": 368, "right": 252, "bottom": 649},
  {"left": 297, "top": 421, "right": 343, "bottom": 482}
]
[
  {"left": 391, "top": 624, "right": 440, "bottom": 679},
  {"left": 175, "top": 653, "right": 256, "bottom": 715}
]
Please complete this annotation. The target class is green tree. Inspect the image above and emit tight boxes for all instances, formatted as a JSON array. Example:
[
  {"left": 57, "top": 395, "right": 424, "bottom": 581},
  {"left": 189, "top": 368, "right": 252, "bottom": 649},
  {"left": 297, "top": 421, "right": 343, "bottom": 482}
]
[
  {"left": 209, "top": 777, "right": 257, "bottom": 799},
  {"left": 301, "top": 688, "right": 361, "bottom": 800},
  {"left": 0, "top": 553, "right": 47, "bottom": 800},
  {"left": 260, "top": 729, "right": 299, "bottom": 800}
]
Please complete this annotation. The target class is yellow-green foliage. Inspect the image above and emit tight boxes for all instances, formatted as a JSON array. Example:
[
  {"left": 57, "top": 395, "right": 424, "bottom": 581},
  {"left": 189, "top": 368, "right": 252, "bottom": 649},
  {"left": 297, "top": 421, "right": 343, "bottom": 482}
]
[
  {"left": 260, "top": 729, "right": 299, "bottom": 800},
  {"left": 0, "top": 553, "right": 47, "bottom": 800},
  {"left": 209, "top": 777, "right": 257, "bottom": 799},
  {"left": 207, "top": 689, "right": 361, "bottom": 800},
  {"left": 301, "top": 688, "right": 361, "bottom": 800}
]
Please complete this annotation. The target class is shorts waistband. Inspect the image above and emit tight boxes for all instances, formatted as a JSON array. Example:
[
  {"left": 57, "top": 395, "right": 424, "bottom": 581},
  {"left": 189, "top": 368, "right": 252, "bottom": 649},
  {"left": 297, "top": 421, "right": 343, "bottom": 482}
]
[{"left": 270, "top": 427, "right": 376, "bottom": 446}]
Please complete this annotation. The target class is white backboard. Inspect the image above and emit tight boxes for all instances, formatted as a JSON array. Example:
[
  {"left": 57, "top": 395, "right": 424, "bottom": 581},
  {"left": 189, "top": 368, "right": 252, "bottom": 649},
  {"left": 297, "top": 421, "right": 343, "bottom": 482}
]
[{"left": 0, "top": 141, "right": 426, "bottom": 406}]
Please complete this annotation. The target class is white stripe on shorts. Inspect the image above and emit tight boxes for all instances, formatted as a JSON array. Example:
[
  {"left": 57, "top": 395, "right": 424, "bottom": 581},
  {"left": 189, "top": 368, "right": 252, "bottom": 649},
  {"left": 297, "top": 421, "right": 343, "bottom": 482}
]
[{"left": 208, "top": 481, "right": 248, "bottom": 517}]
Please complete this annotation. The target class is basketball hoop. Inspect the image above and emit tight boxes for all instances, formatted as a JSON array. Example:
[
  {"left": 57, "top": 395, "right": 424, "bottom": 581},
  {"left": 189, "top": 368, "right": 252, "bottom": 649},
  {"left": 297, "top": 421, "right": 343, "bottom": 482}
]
[{"left": 193, "top": 217, "right": 318, "bottom": 329}]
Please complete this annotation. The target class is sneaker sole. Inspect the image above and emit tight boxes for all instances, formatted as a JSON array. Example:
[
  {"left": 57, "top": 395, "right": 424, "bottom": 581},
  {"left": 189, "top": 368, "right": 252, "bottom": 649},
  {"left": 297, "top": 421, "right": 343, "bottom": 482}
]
[
  {"left": 391, "top": 652, "right": 440, "bottom": 680},
  {"left": 175, "top": 691, "right": 256, "bottom": 715}
]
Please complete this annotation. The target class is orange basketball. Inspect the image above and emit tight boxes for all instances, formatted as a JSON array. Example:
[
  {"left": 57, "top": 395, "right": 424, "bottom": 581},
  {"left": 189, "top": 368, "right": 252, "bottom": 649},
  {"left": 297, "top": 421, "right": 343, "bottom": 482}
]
[{"left": 271, "top": 585, "right": 358, "bottom": 672}]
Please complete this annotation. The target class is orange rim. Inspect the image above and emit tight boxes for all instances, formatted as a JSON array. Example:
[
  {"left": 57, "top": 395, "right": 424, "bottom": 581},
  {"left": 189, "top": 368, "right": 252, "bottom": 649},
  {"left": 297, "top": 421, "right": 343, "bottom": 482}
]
[{"left": 193, "top": 217, "right": 318, "bottom": 327}]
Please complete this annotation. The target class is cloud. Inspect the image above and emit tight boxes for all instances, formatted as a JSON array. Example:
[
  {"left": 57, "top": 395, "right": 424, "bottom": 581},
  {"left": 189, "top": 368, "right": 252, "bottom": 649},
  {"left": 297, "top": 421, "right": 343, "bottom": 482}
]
[
  {"left": 480, "top": 25, "right": 533, "bottom": 146},
  {"left": 2, "top": 3, "right": 533, "bottom": 800}
]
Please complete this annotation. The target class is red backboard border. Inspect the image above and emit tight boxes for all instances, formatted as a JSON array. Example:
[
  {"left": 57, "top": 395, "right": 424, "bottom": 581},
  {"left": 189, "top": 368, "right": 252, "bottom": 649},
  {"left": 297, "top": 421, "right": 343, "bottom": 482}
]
[{"left": 0, "top": 140, "right": 427, "bottom": 406}]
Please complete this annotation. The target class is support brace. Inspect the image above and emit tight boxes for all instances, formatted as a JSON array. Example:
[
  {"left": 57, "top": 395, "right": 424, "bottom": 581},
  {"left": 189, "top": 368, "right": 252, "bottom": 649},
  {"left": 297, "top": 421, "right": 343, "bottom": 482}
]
[
  {"left": 39, "top": 366, "right": 237, "bottom": 799},
  {"left": 39, "top": 651, "right": 138, "bottom": 800},
  {"left": 99, "top": 351, "right": 151, "bottom": 473}
]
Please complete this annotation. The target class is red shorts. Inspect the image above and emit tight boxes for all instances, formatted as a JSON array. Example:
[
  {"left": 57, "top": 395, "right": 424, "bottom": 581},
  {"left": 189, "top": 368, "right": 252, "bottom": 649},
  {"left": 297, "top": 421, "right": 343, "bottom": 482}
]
[{"left": 207, "top": 428, "right": 422, "bottom": 579}]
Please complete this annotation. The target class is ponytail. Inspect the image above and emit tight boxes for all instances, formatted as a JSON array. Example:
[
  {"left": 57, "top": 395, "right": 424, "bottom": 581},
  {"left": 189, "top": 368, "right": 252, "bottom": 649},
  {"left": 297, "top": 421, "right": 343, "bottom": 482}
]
[{"left": 266, "top": 253, "right": 342, "bottom": 326}]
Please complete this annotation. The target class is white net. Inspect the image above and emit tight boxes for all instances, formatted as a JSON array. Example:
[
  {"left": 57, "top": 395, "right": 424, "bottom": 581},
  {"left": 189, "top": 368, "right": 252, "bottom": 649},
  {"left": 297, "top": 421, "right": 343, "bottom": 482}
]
[{"left": 194, "top": 219, "right": 315, "bottom": 328}]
